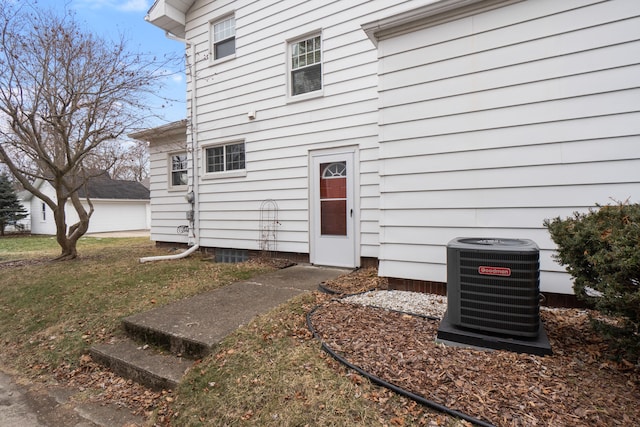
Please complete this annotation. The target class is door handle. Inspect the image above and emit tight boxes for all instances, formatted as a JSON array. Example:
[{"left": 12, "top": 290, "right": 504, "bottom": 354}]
[{"left": 350, "top": 209, "right": 353, "bottom": 218}]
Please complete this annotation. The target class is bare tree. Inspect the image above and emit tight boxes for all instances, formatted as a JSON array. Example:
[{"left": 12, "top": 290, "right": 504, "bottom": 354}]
[
  {"left": 82, "top": 138, "right": 150, "bottom": 183},
  {"left": 0, "top": 3, "right": 174, "bottom": 259}
]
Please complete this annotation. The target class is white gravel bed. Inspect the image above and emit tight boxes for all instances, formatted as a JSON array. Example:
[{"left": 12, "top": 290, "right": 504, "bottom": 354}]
[{"left": 341, "top": 290, "right": 448, "bottom": 318}]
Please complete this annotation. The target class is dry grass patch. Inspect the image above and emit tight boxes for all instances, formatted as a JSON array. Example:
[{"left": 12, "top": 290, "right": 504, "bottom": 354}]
[{"left": 167, "top": 292, "right": 462, "bottom": 426}]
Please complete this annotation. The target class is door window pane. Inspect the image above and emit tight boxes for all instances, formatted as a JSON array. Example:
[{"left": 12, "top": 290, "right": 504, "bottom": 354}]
[{"left": 319, "top": 161, "right": 346, "bottom": 236}]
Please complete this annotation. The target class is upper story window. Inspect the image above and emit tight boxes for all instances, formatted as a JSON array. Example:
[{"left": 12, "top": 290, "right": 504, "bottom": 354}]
[
  {"left": 289, "top": 34, "right": 322, "bottom": 97},
  {"left": 205, "top": 142, "right": 245, "bottom": 173},
  {"left": 212, "top": 15, "right": 236, "bottom": 60},
  {"left": 170, "top": 153, "right": 188, "bottom": 188}
]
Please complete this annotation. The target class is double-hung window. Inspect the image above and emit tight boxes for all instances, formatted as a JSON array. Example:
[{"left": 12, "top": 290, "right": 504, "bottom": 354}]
[
  {"left": 205, "top": 142, "right": 245, "bottom": 173},
  {"left": 170, "top": 153, "right": 188, "bottom": 188},
  {"left": 212, "top": 15, "right": 235, "bottom": 60},
  {"left": 289, "top": 34, "right": 322, "bottom": 97}
]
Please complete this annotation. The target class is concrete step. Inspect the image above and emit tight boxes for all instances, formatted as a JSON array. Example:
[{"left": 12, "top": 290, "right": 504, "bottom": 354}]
[
  {"left": 121, "top": 318, "right": 211, "bottom": 360},
  {"left": 89, "top": 340, "right": 193, "bottom": 391},
  {"left": 90, "top": 265, "right": 348, "bottom": 390}
]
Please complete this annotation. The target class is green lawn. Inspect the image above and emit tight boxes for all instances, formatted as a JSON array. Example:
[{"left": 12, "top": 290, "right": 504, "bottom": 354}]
[
  {"left": 0, "top": 236, "right": 273, "bottom": 371},
  {"left": 0, "top": 234, "right": 61, "bottom": 261}
]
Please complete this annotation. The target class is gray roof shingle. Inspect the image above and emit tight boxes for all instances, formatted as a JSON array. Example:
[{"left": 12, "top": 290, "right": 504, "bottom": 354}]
[{"left": 77, "top": 174, "right": 150, "bottom": 200}]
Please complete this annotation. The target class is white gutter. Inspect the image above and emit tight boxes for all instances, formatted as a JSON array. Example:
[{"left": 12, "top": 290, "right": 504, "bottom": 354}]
[{"left": 139, "top": 244, "right": 200, "bottom": 263}]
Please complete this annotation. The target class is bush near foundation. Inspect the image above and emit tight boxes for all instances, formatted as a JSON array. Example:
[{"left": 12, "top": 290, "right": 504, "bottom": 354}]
[{"left": 544, "top": 202, "right": 640, "bottom": 359}]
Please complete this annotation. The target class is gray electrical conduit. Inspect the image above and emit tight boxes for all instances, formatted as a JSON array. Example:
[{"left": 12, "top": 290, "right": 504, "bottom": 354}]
[
  {"left": 139, "top": 244, "right": 200, "bottom": 263},
  {"left": 306, "top": 303, "right": 496, "bottom": 427}
]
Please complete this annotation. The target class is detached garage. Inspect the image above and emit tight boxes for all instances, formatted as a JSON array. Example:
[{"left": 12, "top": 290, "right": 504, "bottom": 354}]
[{"left": 363, "top": 0, "right": 640, "bottom": 296}]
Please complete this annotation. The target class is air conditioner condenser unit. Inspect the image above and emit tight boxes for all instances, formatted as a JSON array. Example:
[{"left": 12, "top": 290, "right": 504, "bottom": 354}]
[{"left": 446, "top": 237, "right": 540, "bottom": 338}]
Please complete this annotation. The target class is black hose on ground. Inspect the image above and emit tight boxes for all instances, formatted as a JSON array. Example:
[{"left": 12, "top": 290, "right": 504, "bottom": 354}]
[{"left": 306, "top": 305, "right": 496, "bottom": 427}]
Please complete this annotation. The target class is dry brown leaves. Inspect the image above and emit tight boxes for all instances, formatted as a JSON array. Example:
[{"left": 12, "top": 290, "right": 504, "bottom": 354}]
[
  {"left": 322, "top": 267, "right": 389, "bottom": 294},
  {"left": 309, "top": 301, "right": 640, "bottom": 427},
  {"left": 53, "top": 356, "right": 174, "bottom": 421}
]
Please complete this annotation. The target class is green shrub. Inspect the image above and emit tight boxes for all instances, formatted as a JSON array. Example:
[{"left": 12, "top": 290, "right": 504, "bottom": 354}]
[{"left": 544, "top": 202, "right": 640, "bottom": 347}]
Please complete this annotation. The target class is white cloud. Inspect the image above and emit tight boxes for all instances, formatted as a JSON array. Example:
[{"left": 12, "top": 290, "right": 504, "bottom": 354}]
[
  {"left": 118, "top": 0, "right": 151, "bottom": 12},
  {"left": 74, "top": 0, "right": 151, "bottom": 13}
]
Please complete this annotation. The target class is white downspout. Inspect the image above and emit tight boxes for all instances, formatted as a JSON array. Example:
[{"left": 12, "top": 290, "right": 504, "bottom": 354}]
[
  {"left": 138, "top": 30, "right": 200, "bottom": 263},
  {"left": 167, "top": 31, "right": 200, "bottom": 249},
  {"left": 139, "top": 243, "right": 200, "bottom": 263}
]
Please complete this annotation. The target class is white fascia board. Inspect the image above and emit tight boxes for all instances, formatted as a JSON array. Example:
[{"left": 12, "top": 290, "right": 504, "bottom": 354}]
[
  {"left": 129, "top": 119, "right": 187, "bottom": 143},
  {"left": 362, "top": 0, "right": 523, "bottom": 45},
  {"left": 146, "top": 0, "right": 195, "bottom": 38}
]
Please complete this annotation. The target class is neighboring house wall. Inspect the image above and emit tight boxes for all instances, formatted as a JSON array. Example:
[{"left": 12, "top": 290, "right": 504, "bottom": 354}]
[
  {"left": 24, "top": 180, "right": 150, "bottom": 235},
  {"left": 64, "top": 200, "right": 150, "bottom": 233},
  {"left": 368, "top": 0, "right": 640, "bottom": 294},
  {"left": 29, "top": 181, "right": 57, "bottom": 235}
]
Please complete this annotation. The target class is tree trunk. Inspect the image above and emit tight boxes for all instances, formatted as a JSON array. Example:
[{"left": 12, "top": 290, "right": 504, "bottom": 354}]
[
  {"left": 52, "top": 193, "right": 93, "bottom": 261},
  {"left": 53, "top": 202, "right": 75, "bottom": 260}
]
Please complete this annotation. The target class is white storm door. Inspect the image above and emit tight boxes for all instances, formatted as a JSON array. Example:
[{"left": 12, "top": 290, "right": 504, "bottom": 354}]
[{"left": 310, "top": 150, "right": 357, "bottom": 268}]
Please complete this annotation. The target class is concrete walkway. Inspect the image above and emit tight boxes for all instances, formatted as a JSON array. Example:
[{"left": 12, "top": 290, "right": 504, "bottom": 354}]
[
  {"left": 1, "top": 263, "right": 348, "bottom": 426},
  {"left": 84, "top": 230, "right": 150, "bottom": 238},
  {"left": 0, "top": 371, "right": 45, "bottom": 427},
  {"left": 123, "top": 264, "right": 347, "bottom": 355}
]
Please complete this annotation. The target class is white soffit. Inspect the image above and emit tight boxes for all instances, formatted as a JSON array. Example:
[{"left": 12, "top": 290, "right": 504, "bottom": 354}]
[
  {"left": 362, "top": 0, "right": 523, "bottom": 45},
  {"left": 129, "top": 120, "right": 187, "bottom": 144},
  {"left": 146, "top": 0, "right": 195, "bottom": 38}
]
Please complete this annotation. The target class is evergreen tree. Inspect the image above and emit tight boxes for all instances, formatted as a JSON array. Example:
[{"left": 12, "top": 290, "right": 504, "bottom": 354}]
[{"left": 0, "top": 173, "right": 28, "bottom": 236}]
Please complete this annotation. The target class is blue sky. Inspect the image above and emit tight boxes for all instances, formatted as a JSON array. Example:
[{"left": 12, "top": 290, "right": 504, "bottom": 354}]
[{"left": 37, "top": 0, "right": 187, "bottom": 127}]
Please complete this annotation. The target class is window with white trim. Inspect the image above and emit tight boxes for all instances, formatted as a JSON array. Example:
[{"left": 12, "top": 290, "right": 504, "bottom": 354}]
[
  {"left": 289, "top": 34, "right": 322, "bottom": 97},
  {"left": 170, "top": 153, "right": 188, "bottom": 188},
  {"left": 205, "top": 142, "right": 245, "bottom": 173},
  {"left": 41, "top": 202, "right": 46, "bottom": 221},
  {"left": 212, "top": 15, "right": 235, "bottom": 60}
]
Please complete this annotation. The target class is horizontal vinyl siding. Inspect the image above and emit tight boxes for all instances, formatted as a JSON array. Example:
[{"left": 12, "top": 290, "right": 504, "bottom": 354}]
[
  {"left": 148, "top": 142, "right": 190, "bottom": 244},
  {"left": 184, "top": 0, "right": 437, "bottom": 256},
  {"left": 377, "top": 0, "right": 640, "bottom": 294}
]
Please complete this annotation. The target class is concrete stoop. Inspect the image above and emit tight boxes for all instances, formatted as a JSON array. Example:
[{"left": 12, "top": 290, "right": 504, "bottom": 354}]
[
  {"left": 89, "top": 264, "right": 348, "bottom": 391},
  {"left": 88, "top": 302, "right": 221, "bottom": 391},
  {"left": 90, "top": 340, "right": 194, "bottom": 391}
]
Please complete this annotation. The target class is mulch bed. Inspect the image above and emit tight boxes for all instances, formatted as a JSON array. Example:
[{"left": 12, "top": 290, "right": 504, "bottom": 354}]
[
  {"left": 320, "top": 267, "right": 389, "bottom": 294},
  {"left": 310, "top": 270, "right": 640, "bottom": 426}
]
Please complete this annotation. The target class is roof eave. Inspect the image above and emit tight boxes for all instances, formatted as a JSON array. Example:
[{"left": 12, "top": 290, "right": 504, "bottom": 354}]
[
  {"left": 362, "top": 0, "right": 523, "bottom": 45},
  {"left": 145, "top": 0, "right": 195, "bottom": 39},
  {"left": 129, "top": 119, "right": 187, "bottom": 143}
]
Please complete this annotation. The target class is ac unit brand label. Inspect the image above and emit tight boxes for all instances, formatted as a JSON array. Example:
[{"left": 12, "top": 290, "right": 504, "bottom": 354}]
[{"left": 478, "top": 266, "right": 511, "bottom": 277}]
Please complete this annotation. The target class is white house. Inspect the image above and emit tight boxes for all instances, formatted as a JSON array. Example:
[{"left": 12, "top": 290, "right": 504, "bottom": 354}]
[
  {"left": 135, "top": 0, "right": 640, "bottom": 303},
  {"left": 21, "top": 173, "right": 151, "bottom": 235}
]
